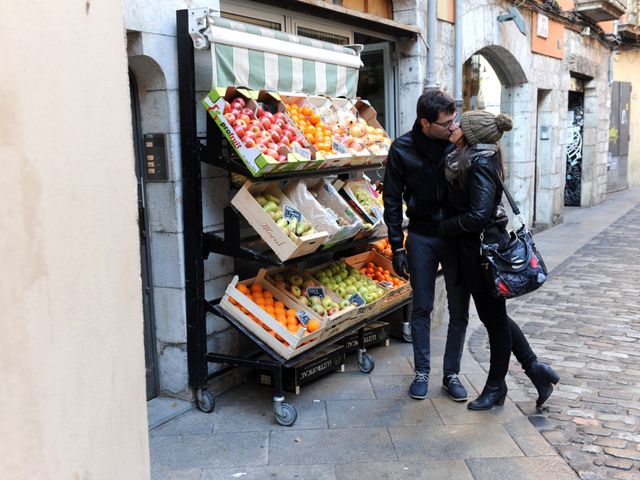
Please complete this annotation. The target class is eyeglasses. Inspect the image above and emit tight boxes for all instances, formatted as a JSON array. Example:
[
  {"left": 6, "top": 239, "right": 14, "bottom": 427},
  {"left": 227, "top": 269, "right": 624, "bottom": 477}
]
[{"left": 433, "top": 118, "right": 456, "bottom": 129}]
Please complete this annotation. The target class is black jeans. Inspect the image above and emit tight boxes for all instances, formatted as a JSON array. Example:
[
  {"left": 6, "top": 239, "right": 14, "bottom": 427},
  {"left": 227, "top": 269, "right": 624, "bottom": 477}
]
[
  {"left": 472, "top": 293, "right": 538, "bottom": 382},
  {"left": 406, "top": 232, "right": 470, "bottom": 376}
]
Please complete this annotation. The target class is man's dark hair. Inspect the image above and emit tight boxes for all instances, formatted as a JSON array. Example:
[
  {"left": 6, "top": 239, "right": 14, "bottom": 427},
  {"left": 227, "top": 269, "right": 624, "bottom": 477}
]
[{"left": 416, "top": 88, "right": 455, "bottom": 123}]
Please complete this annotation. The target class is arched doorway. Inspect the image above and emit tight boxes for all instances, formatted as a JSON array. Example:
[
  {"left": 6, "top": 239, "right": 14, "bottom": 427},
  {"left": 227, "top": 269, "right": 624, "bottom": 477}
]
[{"left": 462, "top": 45, "right": 535, "bottom": 224}]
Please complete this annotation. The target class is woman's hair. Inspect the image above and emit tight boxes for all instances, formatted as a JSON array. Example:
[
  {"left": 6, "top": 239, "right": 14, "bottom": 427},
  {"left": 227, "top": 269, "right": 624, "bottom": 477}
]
[{"left": 453, "top": 144, "right": 505, "bottom": 185}]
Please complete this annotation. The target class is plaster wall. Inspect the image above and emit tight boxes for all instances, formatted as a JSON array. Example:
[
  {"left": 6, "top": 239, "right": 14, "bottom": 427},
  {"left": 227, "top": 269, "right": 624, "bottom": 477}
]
[
  {"left": 613, "top": 49, "right": 640, "bottom": 188},
  {"left": 1, "top": 2, "right": 150, "bottom": 479},
  {"left": 125, "top": 0, "right": 250, "bottom": 397}
]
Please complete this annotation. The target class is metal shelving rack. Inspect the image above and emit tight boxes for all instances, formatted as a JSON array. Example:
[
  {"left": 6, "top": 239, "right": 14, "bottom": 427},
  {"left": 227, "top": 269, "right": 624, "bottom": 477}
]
[{"left": 176, "top": 9, "right": 410, "bottom": 426}]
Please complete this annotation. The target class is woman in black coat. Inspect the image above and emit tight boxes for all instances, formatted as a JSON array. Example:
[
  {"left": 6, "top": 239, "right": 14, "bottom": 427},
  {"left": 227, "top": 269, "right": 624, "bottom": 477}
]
[{"left": 438, "top": 111, "right": 559, "bottom": 410}]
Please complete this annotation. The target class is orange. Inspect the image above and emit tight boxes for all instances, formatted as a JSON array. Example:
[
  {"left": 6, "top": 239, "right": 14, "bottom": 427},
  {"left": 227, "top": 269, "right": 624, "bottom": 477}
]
[
  {"left": 250, "top": 283, "right": 263, "bottom": 294},
  {"left": 262, "top": 290, "right": 273, "bottom": 298},
  {"left": 274, "top": 301, "right": 285, "bottom": 310},
  {"left": 265, "top": 305, "right": 275, "bottom": 315},
  {"left": 276, "top": 317, "right": 287, "bottom": 326},
  {"left": 254, "top": 297, "right": 266, "bottom": 307},
  {"left": 286, "top": 316, "right": 298, "bottom": 327},
  {"left": 306, "top": 319, "right": 321, "bottom": 332},
  {"left": 301, "top": 105, "right": 313, "bottom": 116},
  {"left": 286, "top": 309, "right": 297, "bottom": 318},
  {"left": 229, "top": 297, "right": 238, "bottom": 306},
  {"left": 287, "top": 323, "right": 301, "bottom": 334},
  {"left": 237, "top": 284, "right": 250, "bottom": 295},
  {"left": 264, "top": 297, "right": 274, "bottom": 307}
]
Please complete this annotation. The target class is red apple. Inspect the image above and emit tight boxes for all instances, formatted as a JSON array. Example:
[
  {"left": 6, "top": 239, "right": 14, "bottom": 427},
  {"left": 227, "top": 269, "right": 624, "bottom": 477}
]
[
  {"left": 262, "top": 112, "right": 275, "bottom": 124},
  {"left": 224, "top": 112, "right": 236, "bottom": 124},
  {"left": 256, "top": 106, "right": 265, "bottom": 118},
  {"left": 241, "top": 135, "right": 256, "bottom": 148},
  {"left": 239, "top": 114, "right": 251, "bottom": 125},
  {"left": 269, "top": 130, "right": 281, "bottom": 143},
  {"left": 266, "top": 148, "right": 279, "bottom": 158},
  {"left": 241, "top": 108, "right": 255, "bottom": 119},
  {"left": 267, "top": 142, "right": 278, "bottom": 151},
  {"left": 278, "top": 154, "right": 288, "bottom": 163},
  {"left": 223, "top": 102, "right": 231, "bottom": 114},
  {"left": 274, "top": 112, "right": 286, "bottom": 123},
  {"left": 260, "top": 117, "right": 272, "bottom": 130},
  {"left": 248, "top": 124, "right": 262, "bottom": 136},
  {"left": 233, "top": 124, "right": 246, "bottom": 138},
  {"left": 280, "top": 136, "right": 290, "bottom": 146},
  {"left": 256, "top": 143, "right": 267, "bottom": 153},
  {"left": 261, "top": 130, "right": 272, "bottom": 142},
  {"left": 231, "top": 97, "right": 245, "bottom": 109}
]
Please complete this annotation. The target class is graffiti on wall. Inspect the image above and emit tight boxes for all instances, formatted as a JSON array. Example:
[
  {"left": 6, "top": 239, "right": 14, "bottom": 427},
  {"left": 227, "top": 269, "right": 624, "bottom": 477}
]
[{"left": 565, "top": 103, "right": 583, "bottom": 207}]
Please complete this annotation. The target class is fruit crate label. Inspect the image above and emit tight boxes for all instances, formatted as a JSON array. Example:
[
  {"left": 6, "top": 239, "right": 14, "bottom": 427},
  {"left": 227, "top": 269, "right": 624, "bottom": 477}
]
[
  {"left": 332, "top": 139, "right": 349, "bottom": 154},
  {"left": 379, "top": 281, "right": 394, "bottom": 288},
  {"left": 306, "top": 287, "right": 325, "bottom": 298},
  {"left": 283, "top": 205, "right": 302, "bottom": 222},
  {"left": 372, "top": 206, "right": 383, "bottom": 220},
  {"left": 296, "top": 311, "right": 311, "bottom": 326},
  {"left": 292, "top": 142, "right": 311, "bottom": 160},
  {"left": 348, "top": 292, "right": 366, "bottom": 307}
]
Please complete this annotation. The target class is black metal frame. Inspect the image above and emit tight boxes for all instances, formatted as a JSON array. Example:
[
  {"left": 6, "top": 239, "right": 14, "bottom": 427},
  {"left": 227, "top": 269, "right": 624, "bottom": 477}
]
[{"left": 176, "top": 9, "right": 409, "bottom": 421}]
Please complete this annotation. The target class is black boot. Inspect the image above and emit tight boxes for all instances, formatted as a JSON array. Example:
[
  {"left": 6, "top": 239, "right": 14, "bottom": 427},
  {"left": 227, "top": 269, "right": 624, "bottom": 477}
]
[
  {"left": 525, "top": 362, "right": 560, "bottom": 407},
  {"left": 468, "top": 380, "right": 508, "bottom": 411}
]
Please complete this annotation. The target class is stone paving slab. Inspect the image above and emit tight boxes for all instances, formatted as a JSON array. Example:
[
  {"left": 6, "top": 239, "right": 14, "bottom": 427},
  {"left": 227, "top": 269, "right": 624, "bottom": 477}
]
[
  {"left": 389, "top": 423, "right": 524, "bottom": 460},
  {"left": 334, "top": 460, "right": 474, "bottom": 479},
  {"left": 201, "top": 464, "right": 336, "bottom": 480},
  {"left": 431, "top": 396, "right": 525, "bottom": 425},
  {"left": 149, "top": 432, "right": 269, "bottom": 470},
  {"left": 151, "top": 468, "right": 203, "bottom": 480},
  {"left": 269, "top": 427, "right": 397, "bottom": 465},
  {"left": 326, "top": 398, "right": 442, "bottom": 428},
  {"left": 465, "top": 457, "right": 580, "bottom": 479}
]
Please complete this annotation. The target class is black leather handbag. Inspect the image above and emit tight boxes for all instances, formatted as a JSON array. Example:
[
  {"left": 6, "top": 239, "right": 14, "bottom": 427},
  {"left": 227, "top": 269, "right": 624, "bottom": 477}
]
[{"left": 480, "top": 178, "right": 548, "bottom": 299}]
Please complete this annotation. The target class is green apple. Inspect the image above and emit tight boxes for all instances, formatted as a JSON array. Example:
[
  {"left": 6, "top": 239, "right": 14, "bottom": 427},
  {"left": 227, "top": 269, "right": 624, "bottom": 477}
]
[
  {"left": 338, "top": 282, "right": 347, "bottom": 289},
  {"left": 363, "top": 292, "right": 375, "bottom": 304},
  {"left": 335, "top": 286, "right": 346, "bottom": 298},
  {"left": 309, "top": 295, "right": 322, "bottom": 306},
  {"left": 322, "top": 297, "right": 334, "bottom": 310},
  {"left": 358, "top": 287, "right": 369, "bottom": 297},
  {"left": 289, "top": 285, "right": 302, "bottom": 297},
  {"left": 376, "top": 288, "right": 385, "bottom": 297},
  {"left": 289, "top": 274, "right": 304, "bottom": 287},
  {"left": 345, "top": 285, "right": 356, "bottom": 295},
  {"left": 312, "top": 304, "right": 326, "bottom": 316},
  {"left": 298, "top": 296, "right": 310, "bottom": 306},
  {"left": 339, "top": 299, "right": 351, "bottom": 309}
]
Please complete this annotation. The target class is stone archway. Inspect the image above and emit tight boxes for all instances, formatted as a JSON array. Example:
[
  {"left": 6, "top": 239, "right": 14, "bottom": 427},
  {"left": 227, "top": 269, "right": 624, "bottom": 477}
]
[{"left": 463, "top": 45, "right": 535, "bottom": 225}]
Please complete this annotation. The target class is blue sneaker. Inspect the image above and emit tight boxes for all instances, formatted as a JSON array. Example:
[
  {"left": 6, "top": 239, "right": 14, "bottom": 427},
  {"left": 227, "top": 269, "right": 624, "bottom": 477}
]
[
  {"left": 409, "top": 372, "right": 429, "bottom": 399},
  {"left": 443, "top": 373, "right": 468, "bottom": 402}
]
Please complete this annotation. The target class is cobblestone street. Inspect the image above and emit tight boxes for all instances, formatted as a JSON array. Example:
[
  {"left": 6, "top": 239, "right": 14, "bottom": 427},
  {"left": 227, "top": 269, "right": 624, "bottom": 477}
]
[{"left": 471, "top": 202, "right": 640, "bottom": 479}]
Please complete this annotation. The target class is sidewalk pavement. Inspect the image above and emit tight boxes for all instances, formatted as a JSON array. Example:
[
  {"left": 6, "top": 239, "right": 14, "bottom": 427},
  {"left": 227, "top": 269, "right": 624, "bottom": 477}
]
[{"left": 149, "top": 186, "right": 640, "bottom": 480}]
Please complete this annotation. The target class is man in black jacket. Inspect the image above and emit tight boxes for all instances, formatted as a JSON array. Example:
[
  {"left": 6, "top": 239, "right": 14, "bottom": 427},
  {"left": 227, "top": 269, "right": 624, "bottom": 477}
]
[{"left": 383, "top": 89, "right": 470, "bottom": 401}]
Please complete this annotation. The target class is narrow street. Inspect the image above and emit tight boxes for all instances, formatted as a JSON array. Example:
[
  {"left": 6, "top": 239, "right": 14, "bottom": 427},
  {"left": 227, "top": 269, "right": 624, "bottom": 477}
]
[
  {"left": 471, "top": 188, "right": 640, "bottom": 479},
  {"left": 149, "top": 189, "right": 640, "bottom": 480}
]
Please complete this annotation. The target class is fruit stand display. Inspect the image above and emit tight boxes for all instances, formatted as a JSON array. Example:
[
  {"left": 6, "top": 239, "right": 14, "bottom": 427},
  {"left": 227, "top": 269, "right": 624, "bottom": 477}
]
[{"left": 177, "top": 9, "right": 411, "bottom": 426}]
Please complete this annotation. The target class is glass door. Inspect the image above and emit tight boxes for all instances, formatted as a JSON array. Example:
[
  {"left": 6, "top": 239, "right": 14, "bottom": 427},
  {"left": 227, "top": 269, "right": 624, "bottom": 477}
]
[{"left": 357, "top": 42, "right": 395, "bottom": 139}]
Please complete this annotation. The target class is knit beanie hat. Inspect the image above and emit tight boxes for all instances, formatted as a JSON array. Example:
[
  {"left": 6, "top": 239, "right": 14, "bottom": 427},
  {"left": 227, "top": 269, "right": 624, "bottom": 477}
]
[{"left": 460, "top": 111, "right": 513, "bottom": 145}]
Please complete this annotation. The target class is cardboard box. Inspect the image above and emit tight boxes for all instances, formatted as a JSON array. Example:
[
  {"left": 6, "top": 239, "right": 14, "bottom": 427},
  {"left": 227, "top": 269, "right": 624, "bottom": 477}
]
[
  {"left": 343, "top": 251, "right": 412, "bottom": 310},
  {"left": 283, "top": 180, "right": 361, "bottom": 249},
  {"left": 258, "top": 344, "right": 345, "bottom": 394},
  {"left": 306, "top": 178, "right": 363, "bottom": 247},
  {"left": 230, "top": 181, "right": 329, "bottom": 262},
  {"left": 340, "top": 321, "right": 390, "bottom": 352},
  {"left": 202, "top": 87, "right": 314, "bottom": 177},
  {"left": 219, "top": 273, "right": 349, "bottom": 360}
]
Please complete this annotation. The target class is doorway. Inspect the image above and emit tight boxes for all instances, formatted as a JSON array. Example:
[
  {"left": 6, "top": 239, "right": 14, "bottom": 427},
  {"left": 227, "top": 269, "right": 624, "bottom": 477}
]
[
  {"left": 565, "top": 87, "right": 584, "bottom": 207},
  {"left": 608, "top": 81, "right": 631, "bottom": 193},
  {"left": 130, "top": 70, "right": 159, "bottom": 400}
]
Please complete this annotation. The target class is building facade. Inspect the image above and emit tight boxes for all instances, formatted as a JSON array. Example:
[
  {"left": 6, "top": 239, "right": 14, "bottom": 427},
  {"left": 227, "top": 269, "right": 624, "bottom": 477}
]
[{"left": 123, "top": 0, "right": 628, "bottom": 400}]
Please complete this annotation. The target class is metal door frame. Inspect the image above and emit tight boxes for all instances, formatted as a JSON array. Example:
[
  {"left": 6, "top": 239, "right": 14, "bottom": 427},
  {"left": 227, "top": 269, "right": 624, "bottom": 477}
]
[{"left": 130, "top": 69, "right": 160, "bottom": 400}]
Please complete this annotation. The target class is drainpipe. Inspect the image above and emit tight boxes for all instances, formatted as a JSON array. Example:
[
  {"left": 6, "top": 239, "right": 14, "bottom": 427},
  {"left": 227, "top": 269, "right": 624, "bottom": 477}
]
[
  {"left": 454, "top": 0, "right": 463, "bottom": 113},
  {"left": 426, "top": 0, "right": 437, "bottom": 87},
  {"left": 609, "top": 20, "right": 619, "bottom": 86}
]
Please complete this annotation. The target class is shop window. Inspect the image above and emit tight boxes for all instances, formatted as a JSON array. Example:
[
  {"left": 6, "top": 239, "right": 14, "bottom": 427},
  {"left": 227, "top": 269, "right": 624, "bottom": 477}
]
[
  {"left": 220, "top": 12, "right": 283, "bottom": 31},
  {"left": 296, "top": 26, "right": 351, "bottom": 45}
]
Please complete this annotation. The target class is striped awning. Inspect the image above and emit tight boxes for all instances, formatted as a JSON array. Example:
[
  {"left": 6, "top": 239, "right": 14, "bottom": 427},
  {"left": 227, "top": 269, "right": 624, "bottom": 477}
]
[{"left": 203, "top": 16, "right": 362, "bottom": 98}]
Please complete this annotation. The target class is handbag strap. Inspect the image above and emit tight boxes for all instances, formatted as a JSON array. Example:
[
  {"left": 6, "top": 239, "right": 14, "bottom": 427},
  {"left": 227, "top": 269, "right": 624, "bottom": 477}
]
[{"left": 496, "top": 175, "right": 520, "bottom": 216}]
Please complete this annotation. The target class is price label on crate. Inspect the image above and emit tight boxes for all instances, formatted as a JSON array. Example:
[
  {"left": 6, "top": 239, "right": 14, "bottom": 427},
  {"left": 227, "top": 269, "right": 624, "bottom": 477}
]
[
  {"left": 348, "top": 292, "right": 366, "bottom": 307},
  {"left": 332, "top": 139, "right": 349, "bottom": 154},
  {"left": 296, "top": 310, "right": 311, "bottom": 326},
  {"left": 292, "top": 142, "right": 312, "bottom": 160},
  {"left": 283, "top": 205, "right": 302, "bottom": 222},
  {"left": 306, "top": 287, "right": 325, "bottom": 299},
  {"left": 379, "top": 281, "right": 394, "bottom": 289}
]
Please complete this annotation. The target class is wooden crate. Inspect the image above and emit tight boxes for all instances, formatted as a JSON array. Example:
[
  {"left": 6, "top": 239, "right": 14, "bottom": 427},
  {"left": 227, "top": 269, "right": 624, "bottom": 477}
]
[
  {"left": 339, "top": 321, "right": 390, "bottom": 352},
  {"left": 230, "top": 181, "right": 328, "bottom": 262}
]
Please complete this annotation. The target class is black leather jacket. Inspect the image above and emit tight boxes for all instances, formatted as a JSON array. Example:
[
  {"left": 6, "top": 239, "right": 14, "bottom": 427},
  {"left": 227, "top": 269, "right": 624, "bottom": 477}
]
[
  {"left": 439, "top": 143, "right": 507, "bottom": 238},
  {"left": 383, "top": 122, "right": 452, "bottom": 251}
]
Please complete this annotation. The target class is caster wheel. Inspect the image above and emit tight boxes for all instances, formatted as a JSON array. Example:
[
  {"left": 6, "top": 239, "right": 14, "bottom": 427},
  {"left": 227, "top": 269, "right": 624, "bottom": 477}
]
[
  {"left": 275, "top": 403, "right": 297, "bottom": 426},
  {"left": 358, "top": 353, "right": 375, "bottom": 373},
  {"left": 402, "top": 332, "right": 413, "bottom": 343},
  {"left": 197, "top": 389, "right": 215, "bottom": 413}
]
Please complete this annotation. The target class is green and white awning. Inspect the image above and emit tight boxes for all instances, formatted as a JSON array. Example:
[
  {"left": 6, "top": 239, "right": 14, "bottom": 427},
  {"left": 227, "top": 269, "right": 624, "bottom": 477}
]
[{"left": 202, "top": 16, "right": 362, "bottom": 98}]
